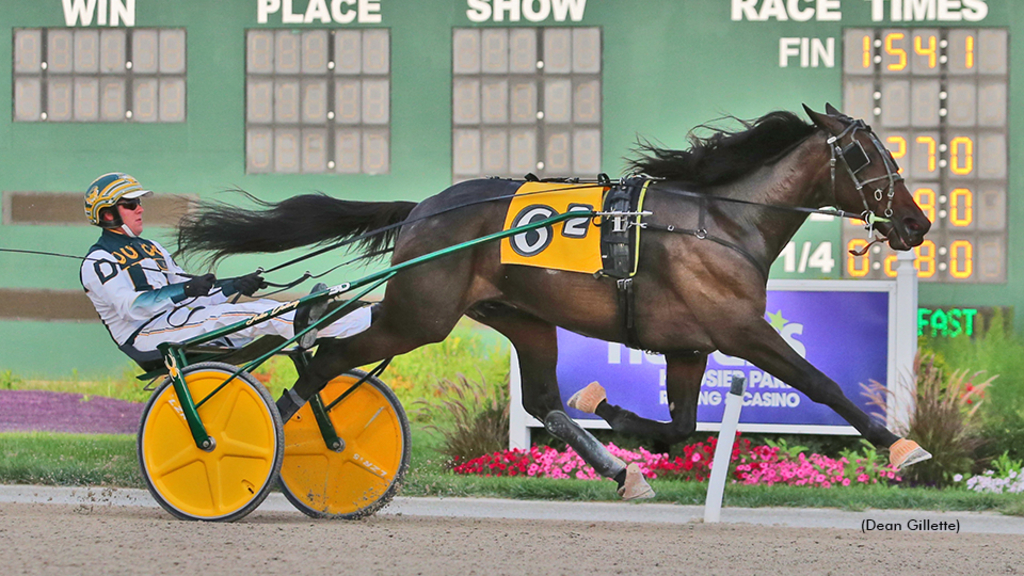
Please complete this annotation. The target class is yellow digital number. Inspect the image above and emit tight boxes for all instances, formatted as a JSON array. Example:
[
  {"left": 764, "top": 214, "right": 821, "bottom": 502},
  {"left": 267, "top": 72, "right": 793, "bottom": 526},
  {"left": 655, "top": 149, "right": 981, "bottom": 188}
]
[
  {"left": 965, "top": 34, "right": 975, "bottom": 69},
  {"left": 846, "top": 239, "right": 870, "bottom": 277},
  {"left": 949, "top": 188, "right": 973, "bottom": 227},
  {"left": 885, "top": 33, "right": 907, "bottom": 71},
  {"left": 915, "top": 240, "right": 936, "bottom": 279},
  {"left": 949, "top": 240, "right": 973, "bottom": 279},
  {"left": 914, "top": 187, "right": 936, "bottom": 223},
  {"left": 862, "top": 35, "right": 872, "bottom": 69},
  {"left": 883, "top": 254, "right": 897, "bottom": 278},
  {"left": 950, "top": 136, "right": 973, "bottom": 176},
  {"left": 915, "top": 135, "right": 936, "bottom": 172},
  {"left": 886, "top": 135, "right": 905, "bottom": 174},
  {"left": 914, "top": 34, "right": 937, "bottom": 68}
]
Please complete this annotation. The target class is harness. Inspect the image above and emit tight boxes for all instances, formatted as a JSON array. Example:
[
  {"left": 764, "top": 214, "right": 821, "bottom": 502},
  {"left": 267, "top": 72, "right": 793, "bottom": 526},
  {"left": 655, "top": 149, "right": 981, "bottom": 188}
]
[
  {"left": 600, "top": 120, "right": 903, "bottom": 350},
  {"left": 596, "top": 175, "right": 649, "bottom": 349},
  {"left": 826, "top": 116, "right": 903, "bottom": 239}
]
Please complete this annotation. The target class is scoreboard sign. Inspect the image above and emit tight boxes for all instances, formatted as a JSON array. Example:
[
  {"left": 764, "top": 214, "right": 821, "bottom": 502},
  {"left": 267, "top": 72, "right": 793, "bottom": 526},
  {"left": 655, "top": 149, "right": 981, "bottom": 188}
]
[
  {"left": 842, "top": 28, "right": 1008, "bottom": 283},
  {"left": 1, "top": 0, "right": 1022, "bottom": 379}
]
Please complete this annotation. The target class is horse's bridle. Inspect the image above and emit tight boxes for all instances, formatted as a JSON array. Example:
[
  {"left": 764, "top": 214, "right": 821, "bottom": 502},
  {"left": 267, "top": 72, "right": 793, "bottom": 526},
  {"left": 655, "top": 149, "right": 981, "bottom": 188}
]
[{"left": 827, "top": 117, "right": 903, "bottom": 235}]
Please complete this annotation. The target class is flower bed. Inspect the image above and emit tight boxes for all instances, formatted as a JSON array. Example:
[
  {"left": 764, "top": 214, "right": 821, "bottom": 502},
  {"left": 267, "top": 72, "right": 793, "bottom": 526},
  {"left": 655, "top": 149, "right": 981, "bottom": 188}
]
[
  {"left": 953, "top": 452, "right": 1024, "bottom": 494},
  {"left": 453, "top": 436, "right": 901, "bottom": 487}
]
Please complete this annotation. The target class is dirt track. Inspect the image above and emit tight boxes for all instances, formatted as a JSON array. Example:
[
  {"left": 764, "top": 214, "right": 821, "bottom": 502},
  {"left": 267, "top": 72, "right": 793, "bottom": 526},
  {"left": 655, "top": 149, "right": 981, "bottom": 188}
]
[{"left": 2, "top": 502, "right": 1022, "bottom": 576}]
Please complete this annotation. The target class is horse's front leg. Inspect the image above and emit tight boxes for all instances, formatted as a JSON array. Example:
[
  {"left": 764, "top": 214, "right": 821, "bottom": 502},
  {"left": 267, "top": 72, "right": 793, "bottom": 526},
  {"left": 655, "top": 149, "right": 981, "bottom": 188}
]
[
  {"left": 718, "top": 318, "right": 930, "bottom": 469},
  {"left": 571, "top": 352, "right": 707, "bottom": 453}
]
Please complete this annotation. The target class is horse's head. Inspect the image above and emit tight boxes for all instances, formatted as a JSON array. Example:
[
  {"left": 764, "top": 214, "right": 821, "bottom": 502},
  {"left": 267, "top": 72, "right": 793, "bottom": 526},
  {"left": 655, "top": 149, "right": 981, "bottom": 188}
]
[{"left": 803, "top": 103, "right": 930, "bottom": 250}]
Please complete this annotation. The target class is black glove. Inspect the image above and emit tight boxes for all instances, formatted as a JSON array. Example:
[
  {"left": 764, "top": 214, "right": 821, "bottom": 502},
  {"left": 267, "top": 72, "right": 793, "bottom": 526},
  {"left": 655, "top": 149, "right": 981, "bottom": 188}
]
[
  {"left": 225, "top": 272, "right": 266, "bottom": 297},
  {"left": 182, "top": 273, "right": 216, "bottom": 298}
]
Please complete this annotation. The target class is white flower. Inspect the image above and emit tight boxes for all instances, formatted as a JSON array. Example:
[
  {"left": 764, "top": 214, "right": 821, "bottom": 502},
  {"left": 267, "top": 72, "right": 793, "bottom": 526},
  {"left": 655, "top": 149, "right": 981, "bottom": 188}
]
[{"left": 953, "top": 474, "right": 963, "bottom": 482}]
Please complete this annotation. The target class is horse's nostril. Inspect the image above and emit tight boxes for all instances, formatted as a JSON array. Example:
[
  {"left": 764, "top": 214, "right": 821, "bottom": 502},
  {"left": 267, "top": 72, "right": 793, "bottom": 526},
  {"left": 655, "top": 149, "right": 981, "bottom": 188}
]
[{"left": 904, "top": 216, "right": 929, "bottom": 235}]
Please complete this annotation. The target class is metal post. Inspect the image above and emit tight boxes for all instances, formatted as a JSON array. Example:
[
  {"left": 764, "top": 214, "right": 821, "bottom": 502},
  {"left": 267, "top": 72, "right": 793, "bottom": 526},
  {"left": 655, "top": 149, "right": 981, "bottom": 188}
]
[
  {"left": 508, "top": 349, "right": 531, "bottom": 450},
  {"left": 704, "top": 375, "right": 746, "bottom": 524},
  {"left": 892, "top": 250, "right": 919, "bottom": 431}
]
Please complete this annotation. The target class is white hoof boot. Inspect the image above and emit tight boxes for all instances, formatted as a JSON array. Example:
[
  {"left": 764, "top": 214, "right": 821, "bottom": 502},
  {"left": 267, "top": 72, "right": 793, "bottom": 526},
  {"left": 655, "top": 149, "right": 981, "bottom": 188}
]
[
  {"left": 567, "top": 381, "right": 607, "bottom": 414},
  {"left": 618, "top": 463, "right": 655, "bottom": 501}
]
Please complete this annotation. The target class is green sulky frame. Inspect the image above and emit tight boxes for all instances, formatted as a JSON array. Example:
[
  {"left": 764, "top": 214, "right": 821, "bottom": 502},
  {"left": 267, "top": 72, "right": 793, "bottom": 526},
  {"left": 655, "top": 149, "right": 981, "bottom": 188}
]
[{"left": 154, "top": 209, "right": 605, "bottom": 450}]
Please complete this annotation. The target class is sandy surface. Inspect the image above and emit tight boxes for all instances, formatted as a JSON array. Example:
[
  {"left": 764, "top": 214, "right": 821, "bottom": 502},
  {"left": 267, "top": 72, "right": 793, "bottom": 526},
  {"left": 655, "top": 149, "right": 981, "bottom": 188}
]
[{"left": 1, "top": 502, "right": 1022, "bottom": 576}]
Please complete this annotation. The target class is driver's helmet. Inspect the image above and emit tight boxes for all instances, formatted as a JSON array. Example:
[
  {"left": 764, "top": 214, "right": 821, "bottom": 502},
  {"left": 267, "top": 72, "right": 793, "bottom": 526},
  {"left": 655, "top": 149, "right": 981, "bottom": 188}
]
[{"left": 84, "top": 173, "right": 152, "bottom": 227}]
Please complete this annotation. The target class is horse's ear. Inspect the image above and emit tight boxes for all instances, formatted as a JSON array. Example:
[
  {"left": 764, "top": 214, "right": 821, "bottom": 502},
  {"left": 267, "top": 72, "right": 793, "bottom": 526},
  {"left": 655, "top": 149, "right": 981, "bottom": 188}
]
[
  {"left": 803, "top": 103, "right": 844, "bottom": 135},
  {"left": 825, "top": 102, "right": 841, "bottom": 115}
]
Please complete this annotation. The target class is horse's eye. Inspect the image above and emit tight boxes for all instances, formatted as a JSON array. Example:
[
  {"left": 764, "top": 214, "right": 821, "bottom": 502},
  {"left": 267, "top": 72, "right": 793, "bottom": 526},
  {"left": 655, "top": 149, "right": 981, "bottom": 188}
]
[{"left": 842, "top": 141, "right": 870, "bottom": 174}]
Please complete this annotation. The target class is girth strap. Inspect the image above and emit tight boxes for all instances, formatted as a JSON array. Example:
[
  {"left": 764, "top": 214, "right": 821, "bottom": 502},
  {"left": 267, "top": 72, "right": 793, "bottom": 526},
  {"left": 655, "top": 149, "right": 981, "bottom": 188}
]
[{"left": 616, "top": 277, "right": 643, "bottom": 350}]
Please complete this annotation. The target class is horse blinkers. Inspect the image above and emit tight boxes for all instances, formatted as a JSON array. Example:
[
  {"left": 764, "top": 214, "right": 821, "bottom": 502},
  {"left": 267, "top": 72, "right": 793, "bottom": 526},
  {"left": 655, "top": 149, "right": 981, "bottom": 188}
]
[{"left": 840, "top": 140, "right": 870, "bottom": 175}]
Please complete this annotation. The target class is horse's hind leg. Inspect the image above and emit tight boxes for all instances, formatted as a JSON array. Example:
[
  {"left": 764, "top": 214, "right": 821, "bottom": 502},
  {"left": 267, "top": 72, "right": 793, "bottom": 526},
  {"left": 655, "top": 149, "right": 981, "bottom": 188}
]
[
  {"left": 580, "top": 351, "right": 707, "bottom": 453},
  {"left": 278, "top": 291, "right": 464, "bottom": 420},
  {"left": 468, "top": 303, "right": 653, "bottom": 499}
]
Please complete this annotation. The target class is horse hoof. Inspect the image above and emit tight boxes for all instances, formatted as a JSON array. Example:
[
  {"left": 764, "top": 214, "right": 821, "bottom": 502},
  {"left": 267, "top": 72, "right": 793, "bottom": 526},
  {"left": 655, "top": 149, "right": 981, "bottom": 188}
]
[
  {"left": 567, "top": 381, "right": 606, "bottom": 414},
  {"left": 889, "top": 438, "right": 932, "bottom": 469},
  {"left": 617, "top": 463, "right": 655, "bottom": 501}
]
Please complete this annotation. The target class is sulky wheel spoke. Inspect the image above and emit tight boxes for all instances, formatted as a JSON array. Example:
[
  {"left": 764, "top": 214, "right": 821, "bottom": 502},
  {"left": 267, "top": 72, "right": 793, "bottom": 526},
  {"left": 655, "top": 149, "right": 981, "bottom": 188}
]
[
  {"left": 285, "top": 436, "right": 336, "bottom": 457},
  {"left": 219, "top": 436, "right": 274, "bottom": 462},
  {"left": 204, "top": 458, "right": 221, "bottom": 514},
  {"left": 333, "top": 405, "right": 387, "bottom": 444},
  {"left": 206, "top": 383, "right": 243, "bottom": 432},
  {"left": 150, "top": 443, "right": 202, "bottom": 478}
]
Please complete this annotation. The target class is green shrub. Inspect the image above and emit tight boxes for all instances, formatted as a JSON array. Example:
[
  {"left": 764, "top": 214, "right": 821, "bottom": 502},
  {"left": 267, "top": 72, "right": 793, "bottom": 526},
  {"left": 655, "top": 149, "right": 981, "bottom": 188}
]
[
  {"left": 922, "top": 309, "right": 1024, "bottom": 462},
  {"left": 1, "top": 370, "right": 22, "bottom": 390},
  {"left": 863, "top": 353, "right": 992, "bottom": 486},
  {"left": 413, "top": 374, "right": 509, "bottom": 469}
]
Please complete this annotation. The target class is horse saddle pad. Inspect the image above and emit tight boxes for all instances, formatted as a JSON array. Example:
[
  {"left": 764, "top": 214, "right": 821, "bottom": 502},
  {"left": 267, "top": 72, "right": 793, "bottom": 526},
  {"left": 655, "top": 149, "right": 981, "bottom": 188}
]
[{"left": 500, "top": 179, "right": 649, "bottom": 276}]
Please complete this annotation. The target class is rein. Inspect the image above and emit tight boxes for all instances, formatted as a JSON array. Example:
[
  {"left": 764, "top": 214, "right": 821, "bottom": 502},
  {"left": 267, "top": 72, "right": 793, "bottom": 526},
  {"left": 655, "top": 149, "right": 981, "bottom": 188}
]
[
  {"left": 0, "top": 247, "right": 197, "bottom": 278},
  {"left": 3, "top": 122, "right": 900, "bottom": 295}
]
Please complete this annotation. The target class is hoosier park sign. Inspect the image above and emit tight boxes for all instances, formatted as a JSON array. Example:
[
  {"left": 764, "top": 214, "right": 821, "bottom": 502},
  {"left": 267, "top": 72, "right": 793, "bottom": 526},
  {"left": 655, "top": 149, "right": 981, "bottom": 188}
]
[{"left": 510, "top": 278, "right": 907, "bottom": 445}]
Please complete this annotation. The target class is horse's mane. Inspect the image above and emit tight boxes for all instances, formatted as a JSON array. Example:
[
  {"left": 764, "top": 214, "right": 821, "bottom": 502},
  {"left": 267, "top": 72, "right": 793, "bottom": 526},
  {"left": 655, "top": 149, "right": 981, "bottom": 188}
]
[{"left": 627, "top": 111, "right": 816, "bottom": 188}]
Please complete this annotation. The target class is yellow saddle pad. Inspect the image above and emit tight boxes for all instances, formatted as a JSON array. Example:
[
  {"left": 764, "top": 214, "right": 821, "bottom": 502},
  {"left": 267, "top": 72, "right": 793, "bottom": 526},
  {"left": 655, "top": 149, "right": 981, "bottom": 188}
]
[{"left": 500, "top": 181, "right": 606, "bottom": 274}]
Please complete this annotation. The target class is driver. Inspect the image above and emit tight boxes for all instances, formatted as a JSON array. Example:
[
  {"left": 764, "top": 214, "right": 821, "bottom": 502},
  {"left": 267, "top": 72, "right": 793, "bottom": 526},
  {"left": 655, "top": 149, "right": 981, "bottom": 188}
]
[{"left": 79, "top": 172, "right": 371, "bottom": 373}]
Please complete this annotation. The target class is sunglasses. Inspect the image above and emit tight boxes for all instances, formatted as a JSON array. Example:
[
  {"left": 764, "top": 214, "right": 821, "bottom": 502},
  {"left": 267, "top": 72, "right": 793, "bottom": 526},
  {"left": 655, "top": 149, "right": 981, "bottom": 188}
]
[{"left": 116, "top": 199, "right": 142, "bottom": 211}]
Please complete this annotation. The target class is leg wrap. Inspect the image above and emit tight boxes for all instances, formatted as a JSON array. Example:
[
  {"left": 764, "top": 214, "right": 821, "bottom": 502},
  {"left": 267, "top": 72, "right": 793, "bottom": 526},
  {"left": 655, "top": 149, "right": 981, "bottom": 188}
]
[{"left": 544, "top": 410, "right": 626, "bottom": 480}]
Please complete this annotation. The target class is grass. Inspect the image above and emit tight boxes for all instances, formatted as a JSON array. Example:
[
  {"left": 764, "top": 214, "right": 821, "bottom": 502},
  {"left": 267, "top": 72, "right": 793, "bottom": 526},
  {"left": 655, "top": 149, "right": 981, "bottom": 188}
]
[
  {"left": 2, "top": 428, "right": 1021, "bottom": 515},
  {"left": 0, "top": 432, "right": 142, "bottom": 487},
  {"left": 4, "top": 365, "right": 154, "bottom": 404}
]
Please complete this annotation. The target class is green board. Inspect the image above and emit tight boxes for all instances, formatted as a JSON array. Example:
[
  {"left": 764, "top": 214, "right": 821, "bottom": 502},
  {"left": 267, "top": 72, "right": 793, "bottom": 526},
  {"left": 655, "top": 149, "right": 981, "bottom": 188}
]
[{"left": 0, "top": 0, "right": 1019, "bottom": 376}]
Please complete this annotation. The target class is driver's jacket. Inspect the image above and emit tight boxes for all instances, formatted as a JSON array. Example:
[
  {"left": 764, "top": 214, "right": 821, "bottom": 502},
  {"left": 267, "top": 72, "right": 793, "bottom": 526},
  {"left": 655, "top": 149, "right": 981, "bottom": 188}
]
[{"left": 80, "top": 229, "right": 229, "bottom": 348}]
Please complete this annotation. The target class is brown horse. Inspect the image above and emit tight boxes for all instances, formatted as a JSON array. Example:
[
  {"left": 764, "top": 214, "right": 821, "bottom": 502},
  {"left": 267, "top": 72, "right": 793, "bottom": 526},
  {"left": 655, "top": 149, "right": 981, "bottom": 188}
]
[{"left": 177, "top": 104, "right": 932, "bottom": 498}]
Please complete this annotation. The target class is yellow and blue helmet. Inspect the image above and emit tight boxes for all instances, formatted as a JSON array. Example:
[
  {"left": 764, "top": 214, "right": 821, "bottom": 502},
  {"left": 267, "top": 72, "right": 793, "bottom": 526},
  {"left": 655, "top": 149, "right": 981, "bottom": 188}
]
[{"left": 84, "top": 173, "right": 152, "bottom": 227}]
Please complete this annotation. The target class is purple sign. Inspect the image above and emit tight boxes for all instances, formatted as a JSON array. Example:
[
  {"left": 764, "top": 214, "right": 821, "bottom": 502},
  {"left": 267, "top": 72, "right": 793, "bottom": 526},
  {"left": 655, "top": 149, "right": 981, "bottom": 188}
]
[{"left": 556, "top": 289, "right": 891, "bottom": 431}]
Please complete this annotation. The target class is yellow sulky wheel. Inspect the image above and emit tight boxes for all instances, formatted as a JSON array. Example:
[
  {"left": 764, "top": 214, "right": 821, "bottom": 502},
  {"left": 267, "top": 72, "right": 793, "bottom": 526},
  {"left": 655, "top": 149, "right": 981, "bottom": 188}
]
[
  {"left": 137, "top": 362, "right": 284, "bottom": 522},
  {"left": 280, "top": 370, "right": 411, "bottom": 519}
]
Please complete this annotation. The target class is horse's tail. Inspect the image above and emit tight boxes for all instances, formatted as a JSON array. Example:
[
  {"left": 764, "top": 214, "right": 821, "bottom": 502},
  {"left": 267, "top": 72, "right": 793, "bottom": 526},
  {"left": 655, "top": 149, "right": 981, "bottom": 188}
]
[{"left": 175, "top": 191, "right": 417, "bottom": 264}]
